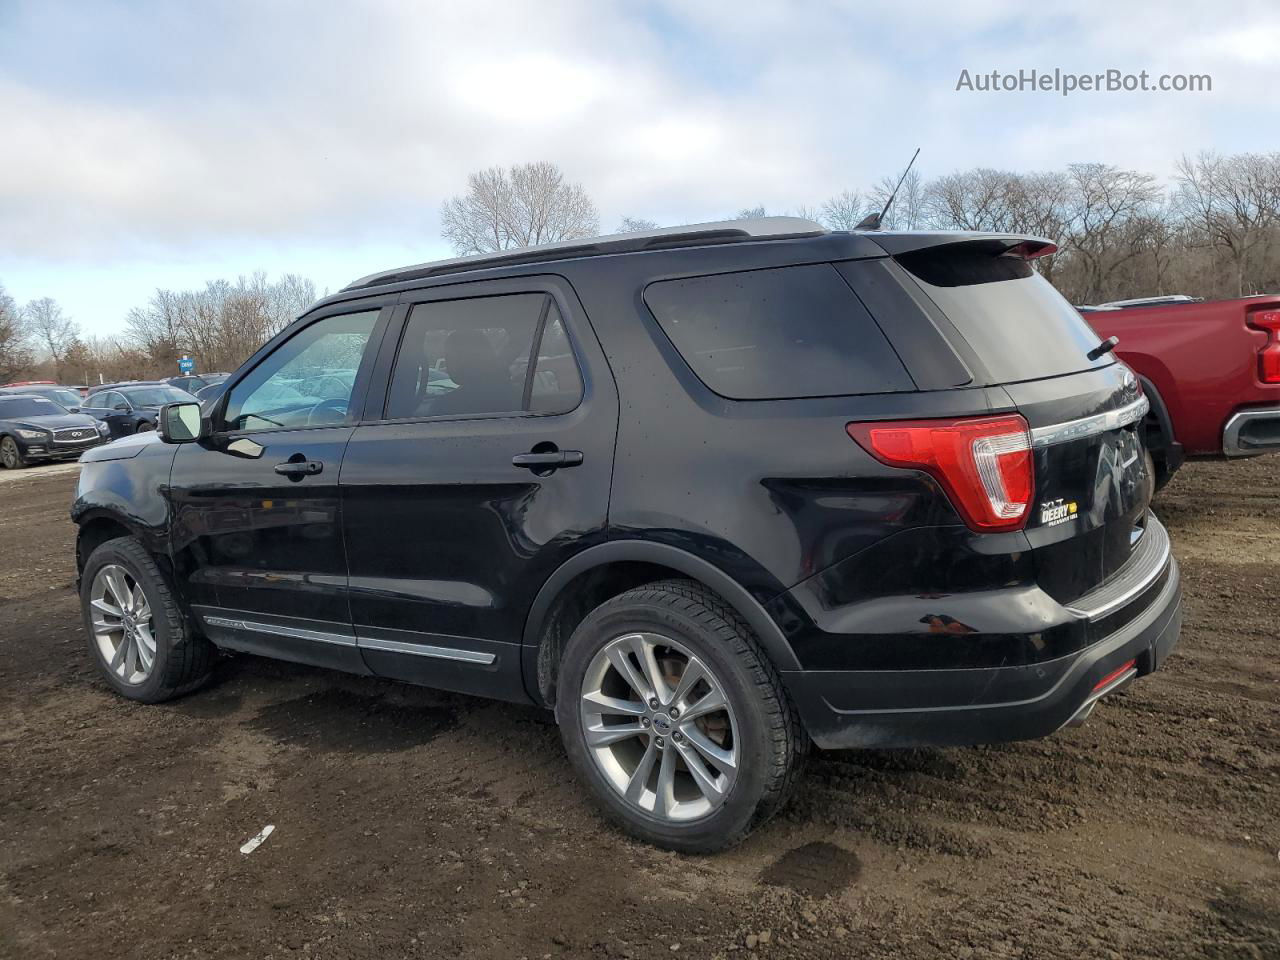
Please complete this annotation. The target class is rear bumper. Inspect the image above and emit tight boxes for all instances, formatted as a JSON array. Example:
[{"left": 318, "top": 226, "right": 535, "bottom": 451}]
[
  {"left": 782, "top": 554, "right": 1181, "bottom": 750},
  {"left": 1223, "top": 405, "right": 1280, "bottom": 456}
]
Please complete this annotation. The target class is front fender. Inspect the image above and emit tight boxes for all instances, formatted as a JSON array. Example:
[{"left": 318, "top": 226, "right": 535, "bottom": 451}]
[{"left": 71, "top": 442, "right": 178, "bottom": 560}]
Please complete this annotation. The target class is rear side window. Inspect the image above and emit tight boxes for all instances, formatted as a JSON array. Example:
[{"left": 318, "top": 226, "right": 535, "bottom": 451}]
[
  {"left": 644, "top": 264, "right": 912, "bottom": 400},
  {"left": 385, "top": 293, "right": 583, "bottom": 420},
  {"left": 896, "top": 243, "right": 1113, "bottom": 384}
]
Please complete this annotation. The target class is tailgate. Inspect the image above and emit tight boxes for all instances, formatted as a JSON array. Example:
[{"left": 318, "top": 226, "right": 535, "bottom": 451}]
[
  {"left": 881, "top": 234, "right": 1159, "bottom": 606},
  {"left": 1000, "top": 365, "right": 1154, "bottom": 605}
]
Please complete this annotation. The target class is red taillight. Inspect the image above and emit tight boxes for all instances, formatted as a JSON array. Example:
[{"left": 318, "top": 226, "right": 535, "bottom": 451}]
[
  {"left": 847, "top": 415, "right": 1034, "bottom": 532},
  {"left": 1249, "top": 310, "right": 1280, "bottom": 384}
]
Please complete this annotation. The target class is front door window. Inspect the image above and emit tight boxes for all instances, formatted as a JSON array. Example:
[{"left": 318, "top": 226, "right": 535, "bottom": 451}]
[{"left": 222, "top": 311, "right": 379, "bottom": 432}]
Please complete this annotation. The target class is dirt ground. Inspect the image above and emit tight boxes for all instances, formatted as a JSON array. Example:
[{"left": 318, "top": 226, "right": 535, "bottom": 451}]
[{"left": 1, "top": 458, "right": 1276, "bottom": 960}]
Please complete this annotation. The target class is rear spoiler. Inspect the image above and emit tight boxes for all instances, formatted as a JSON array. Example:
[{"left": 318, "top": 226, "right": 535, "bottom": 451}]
[{"left": 867, "top": 232, "right": 1057, "bottom": 260}]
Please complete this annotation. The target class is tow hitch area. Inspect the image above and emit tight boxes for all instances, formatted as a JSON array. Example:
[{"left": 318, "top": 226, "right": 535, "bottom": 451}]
[{"left": 1065, "top": 659, "right": 1138, "bottom": 728}]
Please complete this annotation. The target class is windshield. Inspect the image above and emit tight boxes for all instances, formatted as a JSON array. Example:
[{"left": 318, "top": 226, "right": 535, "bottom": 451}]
[
  {"left": 121, "top": 386, "right": 196, "bottom": 406},
  {"left": 0, "top": 397, "right": 63, "bottom": 418},
  {"left": 29, "top": 388, "right": 80, "bottom": 409}
]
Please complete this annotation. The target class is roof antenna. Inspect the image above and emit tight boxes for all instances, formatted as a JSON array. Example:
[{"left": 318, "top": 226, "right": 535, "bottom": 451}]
[{"left": 856, "top": 147, "right": 920, "bottom": 231}]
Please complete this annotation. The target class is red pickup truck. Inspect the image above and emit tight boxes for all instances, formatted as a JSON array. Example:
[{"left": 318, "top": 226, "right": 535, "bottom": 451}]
[{"left": 1080, "top": 296, "right": 1280, "bottom": 487}]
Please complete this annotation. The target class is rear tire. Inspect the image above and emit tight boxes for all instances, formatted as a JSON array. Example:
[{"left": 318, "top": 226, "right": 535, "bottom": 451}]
[
  {"left": 1146, "top": 450, "right": 1175, "bottom": 494},
  {"left": 555, "top": 578, "right": 807, "bottom": 853},
  {"left": 80, "top": 536, "right": 214, "bottom": 703}
]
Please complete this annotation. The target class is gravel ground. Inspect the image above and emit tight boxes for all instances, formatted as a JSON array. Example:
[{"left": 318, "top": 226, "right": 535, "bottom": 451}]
[{"left": 0, "top": 457, "right": 1276, "bottom": 960}]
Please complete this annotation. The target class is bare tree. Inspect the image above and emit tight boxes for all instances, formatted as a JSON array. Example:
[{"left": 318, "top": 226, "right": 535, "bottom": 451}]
[
  {"left": 790, "top": 204, "right": 826, "bottom": 224},
  {"left": 122, "top": 273, "right": 319, "bottom": 378},
  {"left": 922, "top": 168, "right": 1023, "bottom": 231},
  {"left": 1060, "top": 163, "right": 1163, "bottom": 303},
  {"left": 734, "top": 205, "right": 767, "bottom": 220},
  {"left": 818, "top": 190, "right": 871, "bottom": 231},
  {"left": 441, "top": 162, "right": 599, "bottom": 254},
  {"left": 869, "top": 169, "right": 926, "bottom": 230},
  {"left": 0, "top": 283, "right": 33, "bottom": 382},
  {"left": 23, "top": 297, "right": 78, "bottom": 378},
  {"left": 1176, "top": 151, "right": 1280, "bottom": 296},
  {"left": 615, "top": 216, "right": 658, "bottom": 233}
]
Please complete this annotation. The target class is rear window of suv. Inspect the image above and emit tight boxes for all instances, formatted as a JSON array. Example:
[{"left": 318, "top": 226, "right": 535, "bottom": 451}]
[
  {"left": 644, "top": 264, "right": 912, "bottom": 400},
  {"left": 894, "top": 243, "right": 1114, "bottom": 384}
]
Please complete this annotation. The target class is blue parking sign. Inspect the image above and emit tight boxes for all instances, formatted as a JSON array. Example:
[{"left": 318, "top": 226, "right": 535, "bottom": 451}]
[{"left": 178, "top": 356, "right": 194, "bottom": 373}]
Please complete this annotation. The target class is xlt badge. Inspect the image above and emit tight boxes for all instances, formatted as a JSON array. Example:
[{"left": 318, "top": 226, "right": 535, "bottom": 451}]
[{"left": 1040, "top": 498, "right": 1078, "bottom": 526}]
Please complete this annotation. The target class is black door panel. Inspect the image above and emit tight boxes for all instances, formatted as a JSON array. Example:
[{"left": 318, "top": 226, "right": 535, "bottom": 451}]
[
  {"left": 168, "top": 301, "right": 392, "bottom": 640},
  {"left": 170, "top": 428, "right": 355, "bottom": 622},
  {"left": 341, "top": 277, "right": 618, "bottom": 697}
]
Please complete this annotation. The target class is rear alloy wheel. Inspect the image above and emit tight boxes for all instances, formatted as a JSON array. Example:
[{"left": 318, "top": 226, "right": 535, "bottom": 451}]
[
  {"left": 579, "top": 631, "right": 739, "bottom": 822},
  {"left": 556, "top": 579, "right": 806, "bottom": 852},
  {"left": 0, "top": 436, "right": 26, "bottom": 469}
]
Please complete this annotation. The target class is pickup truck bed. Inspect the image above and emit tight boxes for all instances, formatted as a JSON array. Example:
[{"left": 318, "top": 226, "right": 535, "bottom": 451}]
[{"left": 1082, "top": 295, "right": 1280, "bottom": 484}]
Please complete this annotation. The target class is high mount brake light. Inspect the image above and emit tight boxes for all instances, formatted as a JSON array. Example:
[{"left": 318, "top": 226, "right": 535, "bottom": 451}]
[
  {"left": 1248, "top": 309, "right": 1280, "bottom": 384},
  {"left": 847, "top": 415, "right": 1034, "bottom": 532},
  {"left": 1002, "top": 240, "right": 1058, "bottom": 261}
]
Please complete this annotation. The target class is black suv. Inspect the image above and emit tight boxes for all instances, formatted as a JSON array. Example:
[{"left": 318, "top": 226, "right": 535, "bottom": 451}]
[
  {"left": 71, "top": 219, "right": 1181, "bottom": 851},
  {"left": 80, "top": 382, "right": 198, "bottom": 438}
]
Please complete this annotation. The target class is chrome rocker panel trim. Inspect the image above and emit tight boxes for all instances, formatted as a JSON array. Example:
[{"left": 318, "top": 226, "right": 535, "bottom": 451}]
[{"left": 200, "top": 614, "right": 495, "bottom": 665}]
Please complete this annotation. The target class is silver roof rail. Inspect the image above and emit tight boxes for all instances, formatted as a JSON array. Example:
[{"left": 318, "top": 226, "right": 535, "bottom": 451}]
[{"left": 343, "top": 217, "right": 826, "bottom": 291}]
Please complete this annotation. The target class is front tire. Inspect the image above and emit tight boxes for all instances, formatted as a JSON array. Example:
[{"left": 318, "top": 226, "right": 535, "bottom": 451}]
[
  {"left": 0, "top": 436, "right": 26, "bottom": 469},
  {"left": 555, "top": 579, "right": 807, "bottom": 853},
  {"left": 80, "top": 536, "right": 214, "bottom": 703}
]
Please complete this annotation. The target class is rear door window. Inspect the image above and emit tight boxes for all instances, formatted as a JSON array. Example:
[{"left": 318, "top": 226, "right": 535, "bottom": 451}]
[
  {"left": 643, "top": 264, "right": 912, "bottom": 400},
  {"left": 385, "top": 293, "right": 583, "bottom": 420}
]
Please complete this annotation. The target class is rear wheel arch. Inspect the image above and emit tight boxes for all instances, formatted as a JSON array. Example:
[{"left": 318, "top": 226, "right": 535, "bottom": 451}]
[
  {"left": 1138, "top": 375, "right": 1176, "bottom": 453},
  {"left": 522, "top": 541, "right": 800, "bottom": 707}
]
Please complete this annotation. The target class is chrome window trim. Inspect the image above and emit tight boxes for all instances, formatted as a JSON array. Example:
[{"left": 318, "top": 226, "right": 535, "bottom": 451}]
[
  {"left": 358, "top": 635, "right": 496, "bottom": 665},
  {"left": 1029, "top": 395, "right": 1149, "bottom": 449}
]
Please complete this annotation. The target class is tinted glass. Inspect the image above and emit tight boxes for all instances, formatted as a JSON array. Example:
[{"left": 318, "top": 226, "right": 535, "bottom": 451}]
[
  {"left": 0, "top": 397, "right": 61, "bottom": 418},
  {"left": 224, "top": 310, "right": 378, "bottom": 432},
  {"left": 17, "top": 387, "right": 79, "bottom": 409},
  {"left": 896, "top": 245, "right": 1113, "bottom": 383},
  {"left": 121, "top": 386, "right": 197, "bottom": 406},
  {"left": 528, "top": 304, "right": 583, "bottom": 414},
  {"left": 385, "top": 294, "right": 546, "bottom": 420},
  {"left": 644, "top": 264, "right": 912, "bottom": 400}
]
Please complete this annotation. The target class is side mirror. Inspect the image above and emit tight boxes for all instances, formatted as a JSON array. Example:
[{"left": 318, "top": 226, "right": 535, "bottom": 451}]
[
  {"left": 113, "top": 403, "right": 130, "bottom": 412},
  {"left": 157, "top": 402, "right": 206, "bottom": 444}
]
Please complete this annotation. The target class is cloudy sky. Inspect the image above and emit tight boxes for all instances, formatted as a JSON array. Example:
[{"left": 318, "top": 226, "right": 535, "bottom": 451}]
[{"left": 2, "top": 0, "right": 1278, "bottom": 337}]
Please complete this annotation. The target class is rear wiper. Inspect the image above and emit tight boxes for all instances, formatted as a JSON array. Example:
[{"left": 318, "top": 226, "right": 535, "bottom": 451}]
[{"left": 1087, "top": 336, "right": 1120, "bottom": 361}]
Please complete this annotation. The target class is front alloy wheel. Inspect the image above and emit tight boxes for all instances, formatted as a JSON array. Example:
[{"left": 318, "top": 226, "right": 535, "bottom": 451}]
[
  {"left": 0, "top": 436, "right": 24, "bottom": 469},
  {"left": 580, "top": 632, "right": 738, "bottom": 822},
  {"left": 89, "top": 563, "right": 157, "bottom": 684}
]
